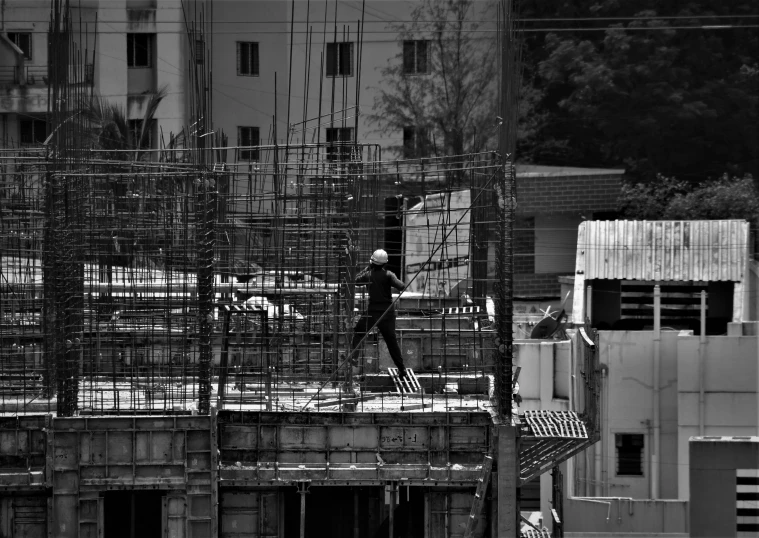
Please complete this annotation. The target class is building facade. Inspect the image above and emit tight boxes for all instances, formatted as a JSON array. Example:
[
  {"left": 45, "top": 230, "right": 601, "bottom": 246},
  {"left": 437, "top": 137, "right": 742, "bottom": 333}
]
[
  {"left": 0, "top": 0, "right": 190, "bottom": 149},
  {"left": 564, "top": 219, "right": 758, "bottom": 536}
]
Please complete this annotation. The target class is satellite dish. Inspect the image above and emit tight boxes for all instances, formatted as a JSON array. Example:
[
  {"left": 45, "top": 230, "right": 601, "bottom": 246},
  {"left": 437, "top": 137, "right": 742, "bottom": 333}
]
[
  {"left": 530, "top": 309, "right": 566, "bottom": 339},
  {"left": 529, "top": 291, "right": 571, "bottom": 339}
]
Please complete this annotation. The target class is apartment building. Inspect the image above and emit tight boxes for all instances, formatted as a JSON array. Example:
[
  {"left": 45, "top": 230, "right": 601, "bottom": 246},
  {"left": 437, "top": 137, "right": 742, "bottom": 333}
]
[
  {"left": 0, "top": 0, "right": 189, "bottom": 149},
  {"left": 209, "top": 0, "right": 497, "bottom": 161}
]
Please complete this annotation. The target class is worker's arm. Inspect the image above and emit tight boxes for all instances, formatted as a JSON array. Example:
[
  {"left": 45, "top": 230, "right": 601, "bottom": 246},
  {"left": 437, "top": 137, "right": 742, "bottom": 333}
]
[
  {"left": 355, "top": 266, "right": 371, "bottom": 284},
  {"left": 388, "top": 271, "right": 405, "bottom": 291}
]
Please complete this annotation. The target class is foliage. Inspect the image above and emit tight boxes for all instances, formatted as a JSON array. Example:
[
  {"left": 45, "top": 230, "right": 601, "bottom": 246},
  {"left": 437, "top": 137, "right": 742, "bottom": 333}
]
[
  {"left": 80, "top": 86, "right": 168, "bottom": 160},
  {"left": 518, "top": 0, "right": 759, "bottom": 182},
  {"left": 370, "top": 0, "right": 499, "bottom": 157},
  {"left": 618, "top": 174, "right": 759, "bottom": 220}
]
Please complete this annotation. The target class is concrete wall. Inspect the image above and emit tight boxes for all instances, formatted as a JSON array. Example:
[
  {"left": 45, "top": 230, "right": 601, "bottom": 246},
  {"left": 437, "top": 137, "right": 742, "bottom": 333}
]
[
  {"left": 677, "top": 335, "right": 759, "bottom": 497},
  {"left": 586, "top": 330, "right": 680, "bottom": 501},
  {"left": 568, "top": 328, "right": 759, "bottom": 535},
  {"left": 513, "top": 340, "right": 572, "bottom": 409},
  {"left": 564, "top": 497, "right": 688, "bottom": 535},
  {"left": 210, "top": 0, "right": 289, "bottom": 154}
]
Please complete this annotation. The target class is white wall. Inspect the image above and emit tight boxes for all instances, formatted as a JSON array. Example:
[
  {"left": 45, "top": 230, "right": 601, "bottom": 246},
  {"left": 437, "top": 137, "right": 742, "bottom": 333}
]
[
  {"left": 570, "top": 327, "right": 759, "bottom": 536},
  {"left": 535, "top": 215, "right": 583, "bottom": 274},
  {"left": 676, "top": 334, "right": 759, "bottom": 497}
]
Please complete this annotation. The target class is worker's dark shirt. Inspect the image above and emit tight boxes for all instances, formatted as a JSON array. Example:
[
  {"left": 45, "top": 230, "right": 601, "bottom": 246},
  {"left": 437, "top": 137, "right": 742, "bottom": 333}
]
[{"left": 356, "top": 265, "right": 405, "bottom": 313}]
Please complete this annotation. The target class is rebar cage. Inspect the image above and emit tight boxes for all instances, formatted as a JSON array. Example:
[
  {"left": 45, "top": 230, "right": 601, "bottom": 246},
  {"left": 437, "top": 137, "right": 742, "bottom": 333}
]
[{"left": 0, "top": 145, "right": 508, "bottom": 416}]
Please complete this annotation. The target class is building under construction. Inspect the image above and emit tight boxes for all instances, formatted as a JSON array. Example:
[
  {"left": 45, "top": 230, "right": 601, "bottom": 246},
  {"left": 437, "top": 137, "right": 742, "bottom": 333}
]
[{"left": 0, "top": 1, "right": 599, "bottom": 537}]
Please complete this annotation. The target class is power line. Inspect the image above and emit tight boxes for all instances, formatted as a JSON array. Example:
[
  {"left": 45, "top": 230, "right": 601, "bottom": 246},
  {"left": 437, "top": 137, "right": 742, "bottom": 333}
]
[{"left": 6, "top": 24, "right": 759, "bottom": 34}]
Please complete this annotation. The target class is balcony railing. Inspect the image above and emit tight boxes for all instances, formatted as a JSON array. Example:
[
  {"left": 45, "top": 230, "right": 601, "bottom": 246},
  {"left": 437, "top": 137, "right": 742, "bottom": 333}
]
[
  {"left": 23, "top": 66, "right": 48, "bottom": 85},
  {"left": 0, "top": 64, "right": 93, "bottom": 85}
]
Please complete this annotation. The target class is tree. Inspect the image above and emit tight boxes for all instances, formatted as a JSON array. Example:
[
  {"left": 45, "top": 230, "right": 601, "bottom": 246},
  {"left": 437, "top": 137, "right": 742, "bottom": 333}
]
[
  {"left": 518, "top": 0, "right": 759, "bottom": 183},
  {"left": 618, "top": 174, "right": 759, "bottom": 220},
  {"left": 370, "top": 0, "right": 499, "bottom": 158},
  {"left": 81, "top": 86, "right": 168, "bottom": 160}
]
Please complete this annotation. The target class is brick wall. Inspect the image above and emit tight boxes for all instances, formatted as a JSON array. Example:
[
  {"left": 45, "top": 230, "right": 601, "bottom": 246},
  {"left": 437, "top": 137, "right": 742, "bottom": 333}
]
[
  {"left": 515, "top": 172, "right": 623, "bottom": 297},
  {"left": 516, "top": 173, "right": 622, "bottom": 216},
  {"left": 515, "top": 217, "right": 535, "bottom": 275},
  {"left": 514, "top": 273, "right": 564, "bottom": 297}
]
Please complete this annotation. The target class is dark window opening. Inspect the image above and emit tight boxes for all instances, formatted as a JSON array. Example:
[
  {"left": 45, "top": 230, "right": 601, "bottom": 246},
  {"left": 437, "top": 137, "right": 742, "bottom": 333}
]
[
  {"left": 403, "top": 40, "right": 429, "bottom": 75},
  {"left": 8, "top": 32, "right": 32, "bottom": 60},
  {"left": 402, "top": 126, "right": 429, "bottom": 158},
  {"left": 127, "top": 33, "right": 154, "bottom": 68},
  {"left": 195, "top": 39, "right": 204, "bottom": 64},
  {"left": 19, "top": 119, "right": 47, "bottom": 145},
  {"left": 326, "top": 127, "right": 354, "bottom": 161},
  {"left": 238, "top": 126, "right": 260, "bottom": 161},
  {"left": 326, "top": 42, "right": 353, "bottom": 77},
  {"left": 616, "top": 433, "right": 644, "bottom": 476},
  {"left": 237, "top": 42, "right": 259, "bottom": 76},
  {"left": 128, "top": 119, "right": 154, "bottom": 149}
]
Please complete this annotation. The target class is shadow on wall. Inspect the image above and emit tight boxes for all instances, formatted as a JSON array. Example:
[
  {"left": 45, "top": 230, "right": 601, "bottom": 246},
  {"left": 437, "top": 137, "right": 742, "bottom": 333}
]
[{"left": 594, "top": 317, "right": 731, "bottom": 336}]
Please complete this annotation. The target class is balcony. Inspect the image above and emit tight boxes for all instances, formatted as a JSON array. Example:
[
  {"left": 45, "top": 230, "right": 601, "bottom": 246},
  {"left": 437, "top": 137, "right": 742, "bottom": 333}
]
[
  {"left": 0, "top": 64, "right": 93, "bottom": 114},
  {"left": 0, "top": 64, "right": 93, "bottom": 87},
  {"left": 0, "top": 65, "right": 44, "bottom": 86}
]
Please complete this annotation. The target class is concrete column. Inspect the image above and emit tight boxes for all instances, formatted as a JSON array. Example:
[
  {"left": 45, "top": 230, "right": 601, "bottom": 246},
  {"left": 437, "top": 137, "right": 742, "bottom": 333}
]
[{"left": 497, "top": 425, "right": 519, "bottom": 537}]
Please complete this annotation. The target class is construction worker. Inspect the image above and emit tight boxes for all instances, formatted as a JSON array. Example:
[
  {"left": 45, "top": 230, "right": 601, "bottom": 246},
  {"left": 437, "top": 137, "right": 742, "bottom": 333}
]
[{"left": 352, "top": 249, "right": 407, "bottom": 377}]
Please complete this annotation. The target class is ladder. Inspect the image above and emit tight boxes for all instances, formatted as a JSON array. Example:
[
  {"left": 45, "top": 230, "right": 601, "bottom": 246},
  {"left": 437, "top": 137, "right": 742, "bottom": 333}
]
[
  {"left": 388, "top": 367, "right": 422, "bottom": 394},
  {"left": 463, "top": 453, "right": 494, "bottom": 538}
]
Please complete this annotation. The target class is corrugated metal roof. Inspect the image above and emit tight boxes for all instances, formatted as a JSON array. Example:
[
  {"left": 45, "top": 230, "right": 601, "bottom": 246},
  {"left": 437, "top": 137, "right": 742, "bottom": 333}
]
[{"left": 577, "top": 220, "right": 749, "bottom": 282}]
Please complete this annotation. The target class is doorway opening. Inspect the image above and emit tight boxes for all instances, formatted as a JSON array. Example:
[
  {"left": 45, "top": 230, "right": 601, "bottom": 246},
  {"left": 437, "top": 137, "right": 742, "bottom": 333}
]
[
  {"left": 103, "top": 490, "right": 164, "bottom": 538},
  {"left": 282, "top": 485, "right": 424, "bottom": 538}
]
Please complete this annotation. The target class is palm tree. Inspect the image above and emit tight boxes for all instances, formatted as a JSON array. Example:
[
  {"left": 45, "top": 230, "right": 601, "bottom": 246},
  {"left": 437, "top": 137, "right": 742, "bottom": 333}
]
[{"left": 80, "top": 86, "right": 168, "bottom": 160}]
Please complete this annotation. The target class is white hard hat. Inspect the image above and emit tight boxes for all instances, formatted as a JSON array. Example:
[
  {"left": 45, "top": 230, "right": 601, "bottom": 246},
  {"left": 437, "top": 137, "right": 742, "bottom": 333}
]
[{"left": 370, "top": 249, "right": 388, "bottom": 265}]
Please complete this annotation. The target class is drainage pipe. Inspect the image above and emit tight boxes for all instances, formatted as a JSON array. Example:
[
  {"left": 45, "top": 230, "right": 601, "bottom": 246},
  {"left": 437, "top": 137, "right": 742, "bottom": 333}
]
[
  {"left": 652, "top": 285, "right": 661, "bottom": 500},
  {"left": 594, "top": 365, "right": 604, "bottom": 497},
  {"left": 699, "top": 291, "right": 706, "bottom": 436}
]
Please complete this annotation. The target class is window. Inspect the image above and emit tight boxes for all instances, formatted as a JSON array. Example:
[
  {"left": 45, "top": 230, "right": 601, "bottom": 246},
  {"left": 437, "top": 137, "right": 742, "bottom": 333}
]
[
  {"left": 195, "top": 39, "right": 204, "bottom": 65},
  {"left": 325, "top": 127, "right": 354, "bottom": 161},
  {"left": 616, "top": 434, "right": 644, "bottom": 476},
  {"left": 8, "top": 32, "right": 32, "bottom": 60},
  {"left": 19, "top": 119, "right": 46, "bottom": 145},
  {"left": 402, "top": 126, "right": 429, "bottom": 158},
  {"left": 127, "top": 33, "right": 154, "bottom": 68},
  {"left": 128, "top": 119, "right": 154, "bottom": 149},
  {"left": 403, "top": 40, "right": 429, "bottom": 75},
  {"left": 237, "top": 42, "right": 259, "bottom": 76},
  {"left": 238, "top": 126, "right": 260, "bottom": 161},
  {"left": 326, "top": 42, "right": 353, "bottom": 77}
]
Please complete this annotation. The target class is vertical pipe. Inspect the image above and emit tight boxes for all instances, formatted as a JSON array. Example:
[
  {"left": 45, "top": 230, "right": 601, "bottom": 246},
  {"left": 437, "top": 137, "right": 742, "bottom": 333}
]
[
  {"left": 586, "top": 284, "right": 593, "bottom": 325},
  {"left": 652, "top": 285, "right": 661, "bottom": 500},
  {"left": 601, "top": 367, "right": 608, "bottom": 497},
  {"left": 388, "top": 483, "right": 395, "bottom": 538},
  {"left": 354, "top": 489, "right": 360, "bottom": 538},
  {"left": 699, "top": 291, "right": 706, "bottom": 435},
  {"left": 299, "top": 485, "right": 307, "bottom": 538},
  {"left": 594, "top": 373, "right": 602, "bottom": 499}
]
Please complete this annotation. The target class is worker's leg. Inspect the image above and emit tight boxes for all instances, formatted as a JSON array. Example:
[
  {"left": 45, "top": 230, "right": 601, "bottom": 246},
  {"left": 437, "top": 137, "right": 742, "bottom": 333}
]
[
  {"left": 378, "top": 314, "right": 406, "bottom": 376},
  {"left": 350, "top": 313, "right": 373, "bottom": 362}
]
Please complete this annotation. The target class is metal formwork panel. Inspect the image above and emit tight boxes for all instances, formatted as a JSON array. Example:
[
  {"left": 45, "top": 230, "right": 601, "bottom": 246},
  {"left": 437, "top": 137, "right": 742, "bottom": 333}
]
[
  {"left": 218, "top": 412, "right": 491, "bottom": 485},
  {"left": 429, "top": 489, "right": 486, "bottom": 538},
  {"left": 219, "top": 491, "right": 279, "bottom": 538},
  {"left": 48, "top": 415, "right": 215, "bottom": 538}
]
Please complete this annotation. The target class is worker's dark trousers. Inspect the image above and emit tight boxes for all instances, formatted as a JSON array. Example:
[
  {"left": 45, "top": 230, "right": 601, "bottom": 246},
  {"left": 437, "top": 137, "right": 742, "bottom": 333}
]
[{"left": 352, "top": 310, "right": 405, "bottom": 371}]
